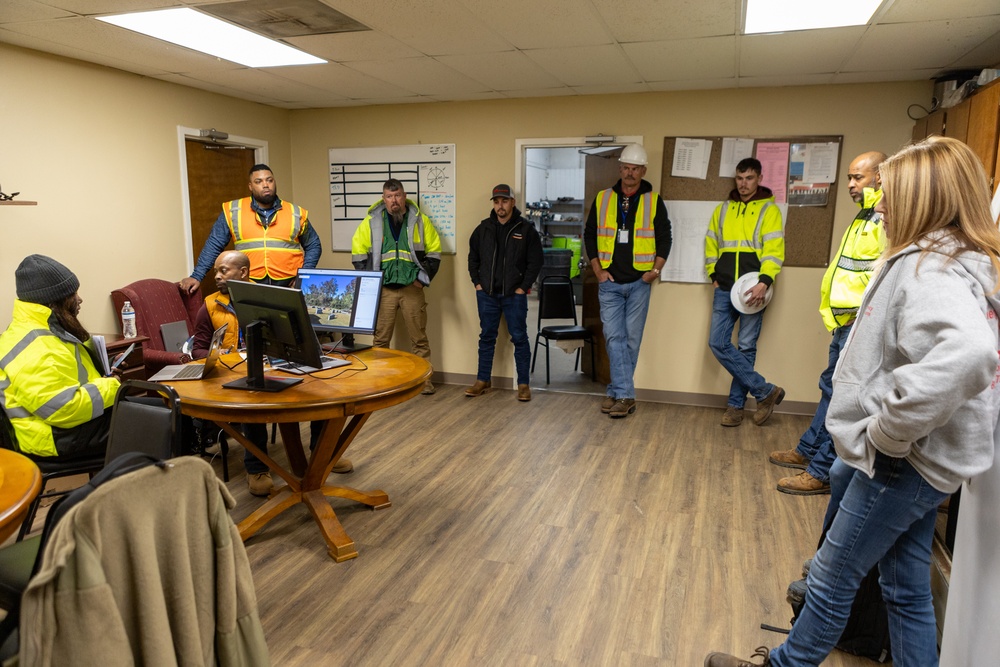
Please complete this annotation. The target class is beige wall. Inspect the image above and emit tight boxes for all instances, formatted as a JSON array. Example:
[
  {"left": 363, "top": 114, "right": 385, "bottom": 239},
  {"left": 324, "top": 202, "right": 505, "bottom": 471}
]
[
  {"left": 290, "top": 81, "right": 929, "bottom": 403},
  {"left": 3, "top": 41, "right": 931, "bottom": 405},
  {"left": 1, "top": 43, "right": 292, "bottom": 334}
]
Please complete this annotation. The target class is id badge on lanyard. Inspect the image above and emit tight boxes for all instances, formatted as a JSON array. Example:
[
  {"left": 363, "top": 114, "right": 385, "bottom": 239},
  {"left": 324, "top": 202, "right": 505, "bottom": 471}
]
[{"left": 618, "top": 228, "right": 629, "bottom": 244}]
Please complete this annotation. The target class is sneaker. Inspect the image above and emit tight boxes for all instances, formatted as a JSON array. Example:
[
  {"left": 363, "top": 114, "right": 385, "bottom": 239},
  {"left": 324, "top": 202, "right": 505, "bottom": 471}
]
[
  {"left": 465, "top": 380, "right": 491, "bottom": 397},
  {"left": 600, "top": 396, "right": 616, "bottom": 414},
  {"left": 608, "top": 398, "right": 636, "bottom": 418},
  {"left": 332, "top": 457, "right": 354, "bottom": 474},
  {"left": 777, "top": 470, "right": 831, "bottom": 495},
  {"left": 247, "top": 471, "right": 273, "bottom": 497},
  {"left": 721, "top": 406, "right": 744, "bottom": 427},
  {"left": 768, "top": 448, "right": 808, "bottom": 469},
  {"left": 421, "top": 380, "right": 436, "bottom": 395},
  {"left": 517, "top": 384, "right": 531, "bottom": 402},
  {"left": 753, "top": 385, "right": 785, "bottom": 426},
  {"left": 704, "top": 646, "right": 771, "bottom": 666}
]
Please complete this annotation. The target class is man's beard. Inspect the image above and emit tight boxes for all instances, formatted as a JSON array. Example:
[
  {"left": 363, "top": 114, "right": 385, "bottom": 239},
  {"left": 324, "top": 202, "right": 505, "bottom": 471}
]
[
  {"left": 254, "top": 191, "right": 278, "bottom": 207},
  {"left": 389, "top": 209, "right": 406, "bottom": 225}
]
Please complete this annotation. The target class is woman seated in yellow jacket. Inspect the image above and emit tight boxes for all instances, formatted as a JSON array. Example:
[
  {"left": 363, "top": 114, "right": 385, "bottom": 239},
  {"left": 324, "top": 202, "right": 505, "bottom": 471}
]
[{"left": 0, "top": 255, "right": 119, "bottom": 459}]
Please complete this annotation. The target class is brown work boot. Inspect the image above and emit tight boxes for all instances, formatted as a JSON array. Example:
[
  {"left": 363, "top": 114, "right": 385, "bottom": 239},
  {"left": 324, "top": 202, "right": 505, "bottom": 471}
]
[
  {"left": 517, "top": 384, "right": 531, "bottom": 402},
  {"left": 247, "top": 471, "right": 273, "bottom": 497},
  {"left": 600, "top": 396, "right": 616, "bottom": 413},
  {"left": 608, "top": 398, "right": 636, "bottom": 418},
  {"left": 421, "top": 380, "right": 436, "bottom": 395},
  {"left": 704, "top": 646, "right": 771, "bottom": 666},
  {"left": 465, "top": 380, "right": 491, "bottom": 397},
  {"left": 721, "top": 406, "right": 744, "bottom": 427},
  {"left": 777, "top": 470, "right": 831, "bottom": 495},
  {"left": 332, "top": 457, "right": 354, "bottom": 474},
  {"left": 753, "top": 385, "right": 785, "bottom": 425},
  {"left": 769, "top": 448, "right": 808, "bottom": 469}
]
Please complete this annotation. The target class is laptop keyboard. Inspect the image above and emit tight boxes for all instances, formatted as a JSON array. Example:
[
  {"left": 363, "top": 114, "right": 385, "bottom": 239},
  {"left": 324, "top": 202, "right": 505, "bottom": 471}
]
[{"left": 173, "top": 364, "right": 203, "bottom": 379}]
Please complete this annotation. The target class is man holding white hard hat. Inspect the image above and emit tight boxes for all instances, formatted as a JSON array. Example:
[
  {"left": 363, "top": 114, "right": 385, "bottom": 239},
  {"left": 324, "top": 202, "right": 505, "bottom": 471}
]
[
  {"left": 705, "top": 157, "right": 785, "bottom": 427},
  {"left": 583, "top": 143, "right": 672, "bottom": 419}
]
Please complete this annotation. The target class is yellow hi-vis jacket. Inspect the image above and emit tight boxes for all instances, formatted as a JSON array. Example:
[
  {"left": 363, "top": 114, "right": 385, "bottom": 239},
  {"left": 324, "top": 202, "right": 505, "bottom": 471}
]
[
  {"left": 0, "top": 300, "right": 119, "bottom": 457},
  {"left": 819, "top": 187, "right": 885, "bottom": 331},
  {"left": 351, "top": 199, "right": 442, "bottom": 286},
  {"left": 224, "top": 197, "right": 307, "bottom": 282},
  {"left": 705, "top": 189, "right": 784, "bottom": 288},
  {"left": 594, "top": 188, "right": 658, "bottom": 270}
]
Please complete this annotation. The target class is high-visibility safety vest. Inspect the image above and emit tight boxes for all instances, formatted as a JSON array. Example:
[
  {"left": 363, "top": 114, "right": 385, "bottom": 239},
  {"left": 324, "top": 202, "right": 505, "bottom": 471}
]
[
  {"left": 594, "top": 188, "right": 658, "bottom": 271},
  {"left": 352, "top": 199, "right": 442, "bottom": 286},
  {"left": 0, "top": 300, "right": 119, "bottom": 457},
  {"left": 819, "top": 187, "right": 885, "bottom": 331},
  {"left": 223, "top": 198, "right": 307, "bottom": 282},
  {"left": 204, "top": 292, "right": 241, "bottom": 351}
]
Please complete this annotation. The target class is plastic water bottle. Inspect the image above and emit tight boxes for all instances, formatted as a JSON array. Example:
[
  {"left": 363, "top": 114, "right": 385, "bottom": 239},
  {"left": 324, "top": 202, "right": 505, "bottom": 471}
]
[{"left": 121, "top": 300, "right": 137, "bottom": 339}]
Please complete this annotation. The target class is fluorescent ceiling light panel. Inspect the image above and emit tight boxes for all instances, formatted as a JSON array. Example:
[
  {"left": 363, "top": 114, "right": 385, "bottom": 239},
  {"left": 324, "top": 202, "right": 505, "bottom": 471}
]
[
  {"left": 744, "top": 0, "right": 883, "bottom": 35},
  {"left": 97, "top": 8, "right": 326, "bottom": 67}
]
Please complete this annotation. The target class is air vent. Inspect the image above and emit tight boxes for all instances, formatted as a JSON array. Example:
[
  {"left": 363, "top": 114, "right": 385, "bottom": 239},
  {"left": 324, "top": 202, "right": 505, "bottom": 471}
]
[{"left": 201, "top": 0, "right": 369, "bottom": 38}]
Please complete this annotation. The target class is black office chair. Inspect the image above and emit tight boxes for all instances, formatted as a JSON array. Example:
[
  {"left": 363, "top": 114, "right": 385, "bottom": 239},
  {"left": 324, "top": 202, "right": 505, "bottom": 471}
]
[
  {"left": 0, "top": 408, "right": 104, "bottom": 542},
  {"left": 531, "top": 275, "right": 596, "bottom": 385},
  {"left": 104, "top": 379, "right": 184, "bottom": 464}
]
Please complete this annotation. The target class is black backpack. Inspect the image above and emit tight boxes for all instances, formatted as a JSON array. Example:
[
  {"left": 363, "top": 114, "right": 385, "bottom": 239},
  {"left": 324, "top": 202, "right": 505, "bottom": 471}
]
[{"left": 0, "top": 453, "right": 168, "bottom": 652}]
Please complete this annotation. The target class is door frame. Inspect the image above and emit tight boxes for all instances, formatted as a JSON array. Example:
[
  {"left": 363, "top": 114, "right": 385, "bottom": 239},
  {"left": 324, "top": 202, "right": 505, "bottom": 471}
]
[
  {"left": 176, "top": 126, "right": 268, "bottom": 274},
  {"left": 514, "top": 135, "right": 642, "bottom": 201}
]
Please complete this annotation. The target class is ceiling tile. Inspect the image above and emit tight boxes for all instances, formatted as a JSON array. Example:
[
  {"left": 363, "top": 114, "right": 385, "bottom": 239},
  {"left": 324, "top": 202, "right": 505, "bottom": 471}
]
[
  {"left": 285, "top": 30, "right": 421, "bottom": 62},
  {"left": 648, "top": 77, "right": 736, "bottom": 91},
  {"left": 39, "top": 0, "right": 182, "bottom": 15},
  {"left": 589, "top": 0, "right": 736, "bottom": 42},
  {"left": 738, "top": 73, "right": 836, "bottom": 88},
  {"left": 436, "top": 50, "right": 563, "bottom": 91},
  {"left": 268, "top": 62, "right": 415, "bottom": 99},
  {"left": 0, "top": 0, "right": 74, "bottom": 23},
  {"left": 950, "top": 30, "right": 1000, "bottom": 69},
  {"left": 831, "top": 69, "right": 940, "bottom": 84},
  {"left": 570, "top": 81, "right": 652, "bottom": 96},
  {"left": 174, "top": 67, "right": 340, "bottom": 104},
  {"left": 321, "top": 0, "right": 510, "bottom": 55},
  {"left": 846, "top": 17, "right": 1000, "bottom": 71},
  {"left": 456, "top": 0, "right": 610, "bottom": 49},
  {"left": 741, "top": 28, "right": 866, "bottom": 76},
  {"left": 622, "top": 36, "right": 735, "bottom": 81},
  {"left": 523, "top": 44, "right": 639, "bottom": 87},
  {"left": 881, "top": 0, "right": 1000, "bottom": 23},
  {"left": 346, "top": 57, "right": 489, "bottom": 95}
]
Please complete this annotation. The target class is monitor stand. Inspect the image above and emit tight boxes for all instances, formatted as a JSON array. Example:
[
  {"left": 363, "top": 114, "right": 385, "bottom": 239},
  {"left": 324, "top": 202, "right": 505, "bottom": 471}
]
[
  {"left": 329, "top": 333, "right": 371, "bottom": 353},
  {"left": 223, "top": 321, "right": 302, "bottom": 392}
]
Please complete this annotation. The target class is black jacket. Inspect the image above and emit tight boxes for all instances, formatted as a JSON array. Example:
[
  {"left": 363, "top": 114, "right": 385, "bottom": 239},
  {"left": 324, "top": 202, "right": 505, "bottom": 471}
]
[{"left": 468, "top": 208, "right": 544, "bottom": 296}]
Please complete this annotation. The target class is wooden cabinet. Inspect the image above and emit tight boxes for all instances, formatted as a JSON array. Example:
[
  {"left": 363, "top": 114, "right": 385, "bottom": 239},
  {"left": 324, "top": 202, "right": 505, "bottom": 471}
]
[{"left": 101, "top": 334, "right": 148, "bottom": 381}]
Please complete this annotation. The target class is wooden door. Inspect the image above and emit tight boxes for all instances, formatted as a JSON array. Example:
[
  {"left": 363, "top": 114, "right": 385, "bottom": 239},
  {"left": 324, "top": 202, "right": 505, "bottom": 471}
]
[
  {"left": 968, "top": 80, "right": 1000, "bottom": 189},
  {"left": 184, "top": 140, "right": 256, "bottom": 296},
  {"left": 581, "top": 147, "right": 624, "bottom": 385}
]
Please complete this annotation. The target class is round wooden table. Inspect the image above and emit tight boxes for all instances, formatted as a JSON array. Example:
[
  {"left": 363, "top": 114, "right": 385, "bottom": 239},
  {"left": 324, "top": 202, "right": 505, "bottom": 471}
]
[
  {"left": 164, "top": 347, "right": 430, "bottom": 561},
  {"left": 0, "top": 449, "right": 43, "bottom": 543}
]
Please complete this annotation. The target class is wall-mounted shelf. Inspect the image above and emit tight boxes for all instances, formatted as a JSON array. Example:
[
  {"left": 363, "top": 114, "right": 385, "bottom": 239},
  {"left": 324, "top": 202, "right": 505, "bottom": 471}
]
[{"left": 0, "top": 201, "right": 37, "bottom": 206}]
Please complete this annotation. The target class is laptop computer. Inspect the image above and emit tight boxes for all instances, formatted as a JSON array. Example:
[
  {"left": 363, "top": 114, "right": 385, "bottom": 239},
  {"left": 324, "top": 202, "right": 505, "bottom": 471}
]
[
  {"left": 148, "top": 323, "right": 227, "bottom": 382},
  {"left": 269, "top": 355, "right": 351, "bottom": 375},
  {"left": 160, "top": 320, "right": 190, "bottom": 354}
]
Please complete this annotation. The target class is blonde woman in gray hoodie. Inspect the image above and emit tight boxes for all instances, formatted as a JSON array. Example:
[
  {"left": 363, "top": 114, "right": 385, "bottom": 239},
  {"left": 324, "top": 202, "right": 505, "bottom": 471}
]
[{"left": 707, "top": 137, "right": 1000, "bottom": 667}]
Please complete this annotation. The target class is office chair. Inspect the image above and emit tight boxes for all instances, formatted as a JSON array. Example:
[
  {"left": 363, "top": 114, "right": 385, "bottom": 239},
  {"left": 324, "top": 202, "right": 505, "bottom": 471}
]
[
  {"left": 104, "top": 380, "right": 184, "bottom": 464},
  {"left": 0, "top": 408, "right": 105, "bottom": 542},
  {"left": 531, "top": 275, "right": 596, "bottom": 385}
]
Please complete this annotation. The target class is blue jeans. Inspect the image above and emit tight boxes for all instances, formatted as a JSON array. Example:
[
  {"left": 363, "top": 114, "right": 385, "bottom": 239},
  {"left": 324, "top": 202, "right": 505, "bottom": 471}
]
[
  {"left": 598, "top": 279, "right": 651, "bottom": 399},
  {"left": 772, "top": 454, "right": 947, "bottom": 667},
  {"left": 795, "top": 325, "right": 852, "bottom": 482},
  {"left": 477, "top": 290, "right": 530, "bottom": 385},
  {"left": 243, "top": 421, "right": 324, "bottom": 475},
  {"left": 708, "top": 287, "right": 772, "bottom": 409}
]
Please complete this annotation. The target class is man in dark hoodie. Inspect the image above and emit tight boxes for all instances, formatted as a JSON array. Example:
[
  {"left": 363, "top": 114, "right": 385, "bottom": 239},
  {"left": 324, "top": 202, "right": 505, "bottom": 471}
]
[
  {"left": 583, "top": 144, "right": 672, "bottom": 419},
  {"left": 705, "top": 157, "right": 785, "bottom": 428},
  {"left": 466, "top": 184, "right": 544, "bottom": 402}
]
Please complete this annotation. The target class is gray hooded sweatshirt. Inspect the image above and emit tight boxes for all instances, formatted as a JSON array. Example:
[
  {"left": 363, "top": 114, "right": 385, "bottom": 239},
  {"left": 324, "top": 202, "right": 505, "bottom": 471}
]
[{"left": 827, "top": 229, "right": 1000, "bottom": 494}]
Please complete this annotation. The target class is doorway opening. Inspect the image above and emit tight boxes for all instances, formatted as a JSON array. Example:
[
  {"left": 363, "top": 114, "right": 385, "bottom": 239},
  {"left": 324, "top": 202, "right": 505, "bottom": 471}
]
[{"left": 516, "top": 137, "right": 640, "bottom": 395}]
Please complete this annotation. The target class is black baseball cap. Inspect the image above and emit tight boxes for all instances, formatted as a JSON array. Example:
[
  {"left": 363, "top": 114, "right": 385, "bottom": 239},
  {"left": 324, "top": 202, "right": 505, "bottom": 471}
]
[{"left": 490, "top": 184, "right": 514, "bottom": 200}]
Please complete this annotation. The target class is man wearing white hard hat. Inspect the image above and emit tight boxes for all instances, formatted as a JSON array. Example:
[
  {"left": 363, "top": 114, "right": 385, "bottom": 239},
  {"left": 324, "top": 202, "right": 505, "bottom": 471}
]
[
  {"left": 583, "top": 143, "right": 672, "bottom": 419},
  {"left": 705, "top": 157, "right": 785, "bottom": 428}
]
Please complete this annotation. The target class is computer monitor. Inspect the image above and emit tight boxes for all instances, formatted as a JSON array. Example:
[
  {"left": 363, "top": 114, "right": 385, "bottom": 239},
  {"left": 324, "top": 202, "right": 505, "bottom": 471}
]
[
  {"left": 224, "top": 280, "right": 326, "bottom": 392},
  {"left": 296, "top": 268, "right": 384, "bottom": 352}
]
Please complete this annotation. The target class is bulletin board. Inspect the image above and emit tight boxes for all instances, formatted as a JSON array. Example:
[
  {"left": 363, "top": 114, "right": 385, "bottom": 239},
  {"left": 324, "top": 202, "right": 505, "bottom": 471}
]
[
  {"left": 660, "top": 135, "right": 843, "bottom": 268},
  {"left": 329, "top": 143, "right": 456, "bottom": 254}
]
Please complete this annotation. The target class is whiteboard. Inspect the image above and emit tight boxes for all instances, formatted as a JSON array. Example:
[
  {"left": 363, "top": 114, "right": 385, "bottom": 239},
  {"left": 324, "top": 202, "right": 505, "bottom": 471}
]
[{"left": 329, "top": 144, "right": 456, "bottom": 254}]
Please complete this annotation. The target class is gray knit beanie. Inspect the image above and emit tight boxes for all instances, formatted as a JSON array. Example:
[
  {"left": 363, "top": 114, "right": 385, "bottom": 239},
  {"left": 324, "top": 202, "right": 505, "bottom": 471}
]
[{"left": 15, "top": 255, "right": 80, "bottom": 305}]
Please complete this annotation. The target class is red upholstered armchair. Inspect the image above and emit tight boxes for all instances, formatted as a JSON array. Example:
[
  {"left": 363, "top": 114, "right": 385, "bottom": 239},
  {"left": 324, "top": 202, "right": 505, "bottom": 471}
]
[{"left": 110, "top": 279, "right": 205, "bottom": 372}]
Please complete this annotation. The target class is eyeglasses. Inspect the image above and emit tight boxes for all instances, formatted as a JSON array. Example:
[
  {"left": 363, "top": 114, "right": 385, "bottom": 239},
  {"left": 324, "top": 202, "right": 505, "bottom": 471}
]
[{"left": 0, "top": 185, "right": 19, "bottom": 202}]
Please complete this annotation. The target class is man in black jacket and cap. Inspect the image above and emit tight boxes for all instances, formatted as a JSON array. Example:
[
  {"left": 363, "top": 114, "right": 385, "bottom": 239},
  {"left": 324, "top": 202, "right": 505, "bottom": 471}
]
[{"left": 467, "top": 184, "right": 544, "bottom": 402}]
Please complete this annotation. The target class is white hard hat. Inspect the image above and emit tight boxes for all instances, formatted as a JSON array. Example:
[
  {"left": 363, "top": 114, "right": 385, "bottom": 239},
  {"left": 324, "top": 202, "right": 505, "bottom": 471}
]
[{"left": 619, "top": 143, "right": 648, "bottom": 166}]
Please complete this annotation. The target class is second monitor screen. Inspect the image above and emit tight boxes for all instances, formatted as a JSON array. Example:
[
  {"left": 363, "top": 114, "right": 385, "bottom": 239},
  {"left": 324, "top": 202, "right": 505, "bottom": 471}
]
[{"left": 297, "top": 268, "right": 383, "bottom": 336}]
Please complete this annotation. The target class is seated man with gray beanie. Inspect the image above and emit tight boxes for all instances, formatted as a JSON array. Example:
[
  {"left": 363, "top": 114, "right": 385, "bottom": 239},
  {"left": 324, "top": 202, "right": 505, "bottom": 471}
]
[{"left": 0, "top": 254, "right": 120, "bottom": 458}]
